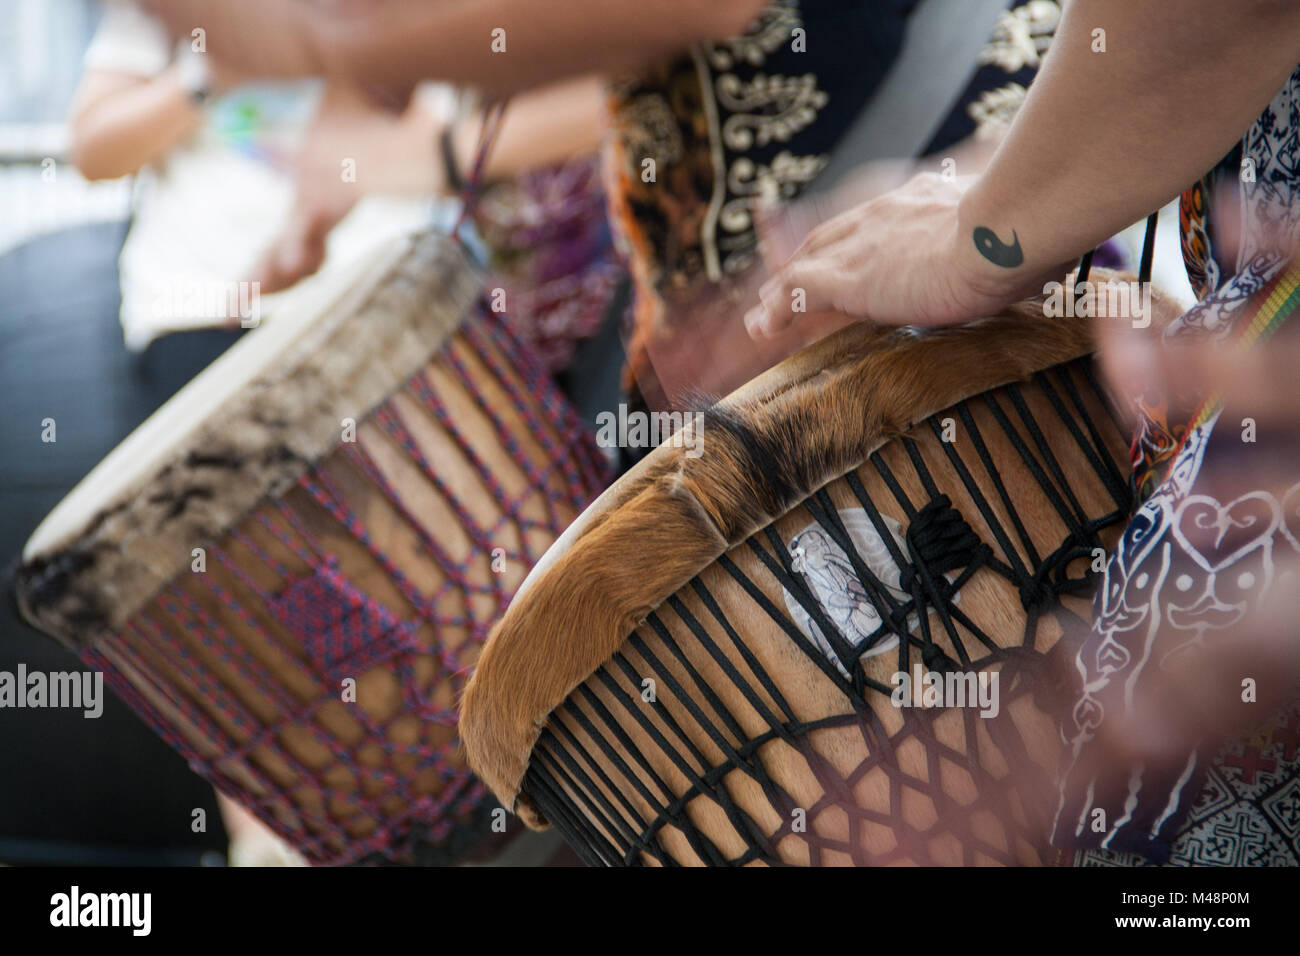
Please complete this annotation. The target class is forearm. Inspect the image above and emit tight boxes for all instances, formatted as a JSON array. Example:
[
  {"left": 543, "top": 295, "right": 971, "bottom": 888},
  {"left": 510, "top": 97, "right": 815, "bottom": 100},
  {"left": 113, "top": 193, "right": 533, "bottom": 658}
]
[
  {"left": 449, "top": 75, "right": 606, "bottom": 184},
  {"left": 299, "top": 82, "right": 442, "bottom": 195},
  {"left": 68, "top": 70, "right": 201, "bottom": 180},
  {"left": 957, "top": 0, "right": 1300, "bottom": 288},
  {"left": 148, "top": 0, "right": 763, "bottom": 96},
  {"left": 322, "top": 0, "right": 762, "bottom": 95},
  {"left": 307, "top": 75, "right": 606, "bottom": 199}
]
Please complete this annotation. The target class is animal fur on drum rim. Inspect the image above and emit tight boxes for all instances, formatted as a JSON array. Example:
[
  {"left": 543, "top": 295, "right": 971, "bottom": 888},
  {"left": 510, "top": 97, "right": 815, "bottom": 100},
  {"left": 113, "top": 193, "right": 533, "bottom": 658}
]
[{"left": 460, "top": 273, "right": 1184, "bottom": 865}]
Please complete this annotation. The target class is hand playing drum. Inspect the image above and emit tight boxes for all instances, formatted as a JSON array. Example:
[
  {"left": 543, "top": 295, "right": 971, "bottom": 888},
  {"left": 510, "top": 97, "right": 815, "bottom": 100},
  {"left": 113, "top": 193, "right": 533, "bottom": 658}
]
[{"left": 462, "top": 277, "right": 1184, "bottom": 865}]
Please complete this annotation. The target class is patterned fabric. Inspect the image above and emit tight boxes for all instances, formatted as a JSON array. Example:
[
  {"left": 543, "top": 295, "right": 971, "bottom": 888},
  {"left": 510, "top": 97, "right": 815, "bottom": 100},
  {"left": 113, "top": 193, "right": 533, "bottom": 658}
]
[
  {"left": 1069, "top": 704, "right": 1300, "bottom": 867},
  {"left": 922, "top": 0, "right": 1063, "bottom": 154},
  {"left": 1052, "top": 63, "right": 1300, "bottom": 866},
  {"left": 608, "top": 0, "right": 1065, "bottom": 411},
  {"left": 606, "top": 0, "right": 915, "bottom": 407},
  {"left": 1052, "top": 418, "right": 1300, "bottom": 861},
  {"left": 1133, "top": 70, "right": 1300, "bottom": 500},
  {"left": 608, "top": 0, "right": 910, "bottom": 288},
  {"left": 1180, "top": 173, "right": 1221, "bottom": 304},
  {"left": 472, "top": 154, "right": 627, "bottom": 374}
]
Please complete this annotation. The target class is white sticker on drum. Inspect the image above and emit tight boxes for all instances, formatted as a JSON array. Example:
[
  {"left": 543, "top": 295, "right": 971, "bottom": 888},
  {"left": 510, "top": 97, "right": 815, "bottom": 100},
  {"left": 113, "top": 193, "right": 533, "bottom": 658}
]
[{"left": 781, "top": 509, "right": 958, "bottom": 680}]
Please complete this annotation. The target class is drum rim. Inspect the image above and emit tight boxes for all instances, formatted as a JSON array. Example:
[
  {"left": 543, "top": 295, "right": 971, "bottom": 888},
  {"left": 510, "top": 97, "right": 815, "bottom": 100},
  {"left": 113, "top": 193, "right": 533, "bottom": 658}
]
[
  {"left": 461, "top": 271, "right": 1177, "bottom": 826},
  {"left": 16, "top": 230, "right": 482, "bottom": 649}
]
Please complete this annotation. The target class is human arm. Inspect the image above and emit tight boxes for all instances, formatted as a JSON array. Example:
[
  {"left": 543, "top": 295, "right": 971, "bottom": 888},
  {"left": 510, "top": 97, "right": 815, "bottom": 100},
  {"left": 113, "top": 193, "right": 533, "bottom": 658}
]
[
  {"left": 142, "top": 0, "right": 767, "bottom": 97},
  {"left": 746, "top": 0, "right": 1300, "bottom": 336},
  {"left": 252, "top": 74, "right": 606, "bottom": 293}
]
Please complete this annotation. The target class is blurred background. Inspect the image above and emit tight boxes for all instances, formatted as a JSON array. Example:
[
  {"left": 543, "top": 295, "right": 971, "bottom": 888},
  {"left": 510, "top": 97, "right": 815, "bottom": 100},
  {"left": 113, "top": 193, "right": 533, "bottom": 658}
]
[
  {"left": 0, "top": 0, "right": 131, "bottom": 255},
  {"left": 0, "top": 0, "right": 235, "bottom": 866},
  {"left": 0, "top": 0, "right": 617, "bottom": 867}
]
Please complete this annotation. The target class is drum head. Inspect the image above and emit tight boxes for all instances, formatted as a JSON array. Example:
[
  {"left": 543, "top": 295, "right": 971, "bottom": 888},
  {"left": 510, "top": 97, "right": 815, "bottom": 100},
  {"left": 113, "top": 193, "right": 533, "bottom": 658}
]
[
  {"left": 18, "top": 231, "right": 480, "bottom": 649},
  {"left": 462, "top": 275, "right": 1182, "bottom": 853}
]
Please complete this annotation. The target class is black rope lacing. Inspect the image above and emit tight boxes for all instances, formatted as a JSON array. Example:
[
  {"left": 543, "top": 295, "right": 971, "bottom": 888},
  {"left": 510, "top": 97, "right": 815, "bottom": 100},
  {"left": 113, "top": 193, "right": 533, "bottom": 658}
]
[
  {"left": 900, "top": 496, "right": 987, "bottom": 673},
  {"left": 522, "top": 354, "right": 1132, "bottom": 866}
]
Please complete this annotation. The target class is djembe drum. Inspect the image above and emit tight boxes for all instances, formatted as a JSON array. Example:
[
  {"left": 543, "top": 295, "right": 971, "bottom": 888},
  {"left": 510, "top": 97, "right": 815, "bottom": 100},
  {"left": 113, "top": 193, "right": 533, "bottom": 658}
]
[
  {"left": 461, "top": 276, "right": 1179, "bottom": 866},
  {"left": 15, "top": 231, "right": 609, "bottom": 865}
]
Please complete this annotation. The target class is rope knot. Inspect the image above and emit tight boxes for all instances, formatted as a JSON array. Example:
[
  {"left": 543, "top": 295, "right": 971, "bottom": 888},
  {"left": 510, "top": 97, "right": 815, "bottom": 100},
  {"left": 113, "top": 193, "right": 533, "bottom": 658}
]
[
  {"left": 1017, "top": 572, "right": 1055, "bottom": 611},
  {"left": 901, "top": 496, "right": 982, "bottom": 594}
]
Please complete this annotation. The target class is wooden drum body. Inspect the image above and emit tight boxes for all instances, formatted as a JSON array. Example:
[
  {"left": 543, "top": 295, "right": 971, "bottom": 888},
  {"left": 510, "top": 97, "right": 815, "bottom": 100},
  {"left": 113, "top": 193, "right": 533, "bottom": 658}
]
[
  {"left": 462, "top": 278, "right": 1180, "bottom": 866},
  {"left": 16, "top": 232, "right": 608, "bottom": 864}
]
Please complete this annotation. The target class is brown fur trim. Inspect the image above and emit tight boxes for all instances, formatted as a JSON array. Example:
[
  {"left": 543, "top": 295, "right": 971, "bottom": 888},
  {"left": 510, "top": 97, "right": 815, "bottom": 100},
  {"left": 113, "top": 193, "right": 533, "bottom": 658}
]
[
  {"left": 460, "top": 272, "right": 1182, "bottom": 822},
  {"left": 15, "top": 232, "right": 481, "bottom": 651}
]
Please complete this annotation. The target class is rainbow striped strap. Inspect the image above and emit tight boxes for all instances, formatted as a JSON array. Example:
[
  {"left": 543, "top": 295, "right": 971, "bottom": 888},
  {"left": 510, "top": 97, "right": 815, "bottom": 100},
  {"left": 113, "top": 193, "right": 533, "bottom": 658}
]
[{"left": 1177, "top": 265, "right": 1300, "bottom": 444}]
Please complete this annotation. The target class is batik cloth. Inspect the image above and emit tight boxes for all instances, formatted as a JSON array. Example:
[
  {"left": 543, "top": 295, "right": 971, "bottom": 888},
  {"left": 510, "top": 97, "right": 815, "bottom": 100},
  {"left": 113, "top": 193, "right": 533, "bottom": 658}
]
[
  {"left": 605, "top": 0, "right": 1071, "bottom": 411},
  {"left": 1054, "top": 63, "right": 1300, "bottom": 866},
  {"left": 604, "top": 0, "right": 916, "bottom": 409}
]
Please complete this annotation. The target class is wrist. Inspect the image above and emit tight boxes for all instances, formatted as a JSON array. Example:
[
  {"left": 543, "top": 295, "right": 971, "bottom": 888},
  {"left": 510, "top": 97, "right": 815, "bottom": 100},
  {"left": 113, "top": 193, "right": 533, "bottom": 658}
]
[{"left": 954, "top": 184, "right": 1044, "bottom": 303}]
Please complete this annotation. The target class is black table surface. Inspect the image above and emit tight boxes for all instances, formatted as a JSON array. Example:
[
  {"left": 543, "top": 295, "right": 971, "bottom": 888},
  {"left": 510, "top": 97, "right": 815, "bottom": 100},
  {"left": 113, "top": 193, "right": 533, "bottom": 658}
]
[{"left": 0, "top": 220, "right": 239, "bottom": 865}]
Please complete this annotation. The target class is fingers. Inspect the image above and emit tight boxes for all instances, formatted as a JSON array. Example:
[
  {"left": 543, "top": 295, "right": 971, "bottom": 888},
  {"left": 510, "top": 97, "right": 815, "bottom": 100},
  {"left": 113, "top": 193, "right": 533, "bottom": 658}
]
[
  {"left": 1086, "top": 579, "right": 1300, "bottom": 769},
  {"left": 755, "top": 163, "right": 917, "bottom": 273},
  {"left": 280, "top": 228, "right": 327, "bottom": 290},
  {"left": 1094, "top": 322, "right": 1157, "bottom": 427},
  {"left": 745, "top": 257, "right": 847, "bottom": 339},
  {"left": 744, "top": 172, "right": 977, "bottom": 341},
  {"left": 754, "top": 198, "right": 817, "bottom": 272},
  {"left": 1168, "top": 337, "right": 1300, "bottom": 421},
  {"left": 249, "top": 249, "right": 297, "bottom": 295},
  {"left": 793, "top": 204, "right": 868, "bottom": 257}
]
